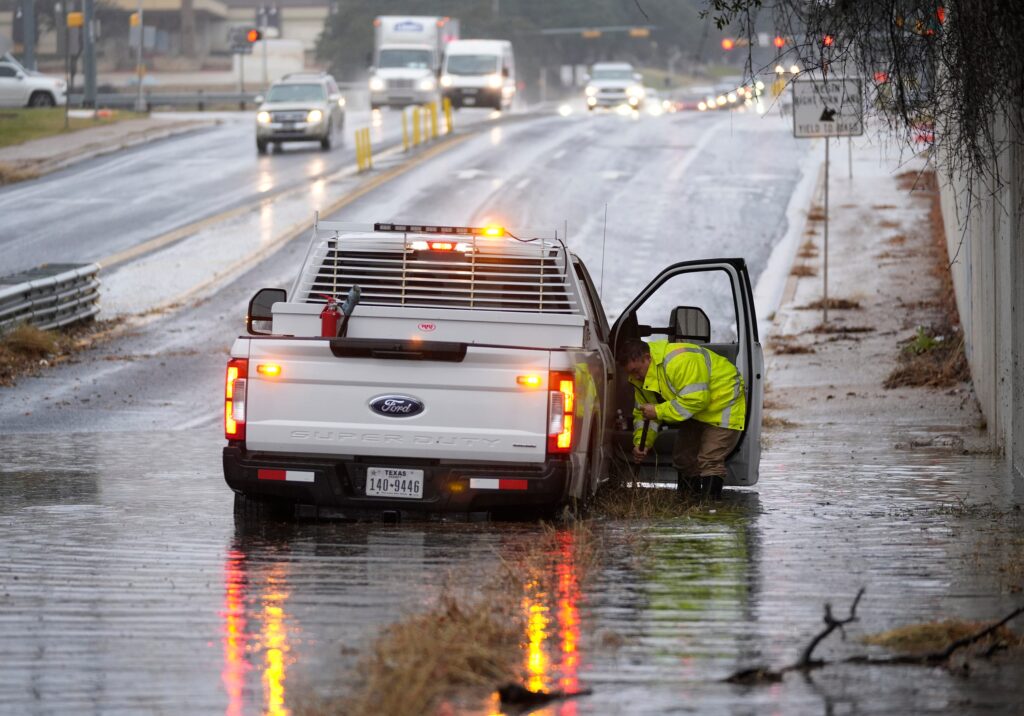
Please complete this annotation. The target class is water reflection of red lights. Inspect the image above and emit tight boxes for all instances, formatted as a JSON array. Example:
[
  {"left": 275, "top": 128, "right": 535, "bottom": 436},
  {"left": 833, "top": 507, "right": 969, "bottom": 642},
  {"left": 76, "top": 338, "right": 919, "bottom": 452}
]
[
  {"left": 520, "top": 530, "right": 582, "bottom": 716},
  {"left": 222, "top": 551, "right": 292, "bottom": 716},
  {"left": 222, "top": 550, "right": 250, "bottom": 716}
]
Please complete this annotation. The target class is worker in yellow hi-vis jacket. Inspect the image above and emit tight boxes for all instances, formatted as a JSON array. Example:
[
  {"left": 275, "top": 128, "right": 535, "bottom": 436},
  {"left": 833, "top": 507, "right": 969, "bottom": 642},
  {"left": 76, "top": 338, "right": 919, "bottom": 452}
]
[{"left": 618, "top": 338, "right": 746, "bottom": 500}]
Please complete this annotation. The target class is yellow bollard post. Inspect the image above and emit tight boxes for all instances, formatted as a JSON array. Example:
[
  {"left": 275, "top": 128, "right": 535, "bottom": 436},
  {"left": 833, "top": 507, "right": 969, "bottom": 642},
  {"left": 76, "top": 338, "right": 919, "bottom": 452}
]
[
  {"left": 429, "top": 102, "right": 438, "bottom": 139},
  {"left": 421, "top": 106, "right": 428, "bottom": 142},
  {"left": 442, "top": 97, "right": 453, "bottom": 134},
  {"left": 363, "top": 128, "right": 373, "bottom": 169},
  {"left": 402, "top": 109, "right": 410, "bottom": 151},
  {"left": 412, "top": 107, "right": 422, "bottom": 146},
  {"left": 354, "top": 129, "right": 362, "bottom": 170}
]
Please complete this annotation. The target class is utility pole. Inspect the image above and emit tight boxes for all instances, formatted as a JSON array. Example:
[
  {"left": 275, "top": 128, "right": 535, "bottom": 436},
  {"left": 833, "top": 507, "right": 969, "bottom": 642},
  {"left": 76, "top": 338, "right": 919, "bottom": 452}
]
[
  {"left": 134, "top": 0, "right": 145, "bottom": 112},
  {"left": 83, "top": 0, "right": 96, "bottom": 108},
  {"left": 21, "top": 0, "right": 37, "bottom": 70},
  {"left": 260, "top": 4, "right": 268, "bottom": 89}
]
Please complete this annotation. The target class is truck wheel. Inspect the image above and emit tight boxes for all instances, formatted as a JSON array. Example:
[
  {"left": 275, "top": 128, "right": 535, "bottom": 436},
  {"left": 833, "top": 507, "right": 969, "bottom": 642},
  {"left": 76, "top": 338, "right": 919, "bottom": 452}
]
[
  {"left": 256, "top": 139, "right": 268, "bottom": 154},
  {"left": 233, "top": 492, "right": 293, "bottom": 521},
  {"left": 320, "top": 133, "right": 332, "bottom": 150},
  {"left": 28, "top": 91, "right": 56, "bottom": 108}
]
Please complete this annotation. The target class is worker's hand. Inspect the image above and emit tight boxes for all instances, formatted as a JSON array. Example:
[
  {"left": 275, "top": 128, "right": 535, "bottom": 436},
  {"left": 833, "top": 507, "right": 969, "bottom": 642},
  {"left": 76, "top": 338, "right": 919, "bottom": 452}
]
[
  {"left": 641, "top": 403, "right": 658, "bottom": 420},
  {"left": 632, "top": 445, "right": 648, "bottom": 463}
]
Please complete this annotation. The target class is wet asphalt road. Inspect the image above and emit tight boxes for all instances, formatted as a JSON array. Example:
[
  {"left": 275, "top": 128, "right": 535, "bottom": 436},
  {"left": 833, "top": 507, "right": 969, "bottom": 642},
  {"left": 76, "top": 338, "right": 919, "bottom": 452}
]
[
  {"left": 3, "top": 106, "right": 1022, "bottom": 713},
  {"left": 2, "top": 428, "right": 1022, "bottom": 714},
  {"left": 0, "top": 107, "right": 497, "bottom": 275}
]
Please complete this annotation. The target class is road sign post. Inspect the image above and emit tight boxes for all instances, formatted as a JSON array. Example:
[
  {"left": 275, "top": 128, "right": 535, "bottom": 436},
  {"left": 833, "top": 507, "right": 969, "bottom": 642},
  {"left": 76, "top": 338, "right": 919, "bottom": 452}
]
[{"left": 792, "top": 78, "right": 864, "bottom": 324}]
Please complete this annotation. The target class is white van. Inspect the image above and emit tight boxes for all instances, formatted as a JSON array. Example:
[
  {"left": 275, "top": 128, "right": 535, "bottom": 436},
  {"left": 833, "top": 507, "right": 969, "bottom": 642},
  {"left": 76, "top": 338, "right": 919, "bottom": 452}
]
[{"left": 440, "top": 39, "right": 515, "bottom": 110}]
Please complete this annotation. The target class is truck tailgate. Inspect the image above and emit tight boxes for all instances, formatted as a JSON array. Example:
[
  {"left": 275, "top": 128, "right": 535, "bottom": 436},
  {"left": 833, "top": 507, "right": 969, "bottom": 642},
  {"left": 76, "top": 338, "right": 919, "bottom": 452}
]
[{"left": 244, "top": 339, "right": 552, "bottom": 463}]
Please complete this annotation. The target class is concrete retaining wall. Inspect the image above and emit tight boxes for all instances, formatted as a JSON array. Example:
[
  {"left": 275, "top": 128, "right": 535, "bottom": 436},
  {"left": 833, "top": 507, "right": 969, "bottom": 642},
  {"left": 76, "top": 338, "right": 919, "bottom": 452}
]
[{"left": 940, "top": 114, "right": 1024, "bottom": 477}]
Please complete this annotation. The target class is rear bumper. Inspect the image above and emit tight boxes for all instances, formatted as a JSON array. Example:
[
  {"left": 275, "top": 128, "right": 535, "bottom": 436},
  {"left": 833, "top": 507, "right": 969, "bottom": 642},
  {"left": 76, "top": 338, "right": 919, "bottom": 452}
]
[{"left": 223, "top": 444, "right": 569, "bottom": 518}]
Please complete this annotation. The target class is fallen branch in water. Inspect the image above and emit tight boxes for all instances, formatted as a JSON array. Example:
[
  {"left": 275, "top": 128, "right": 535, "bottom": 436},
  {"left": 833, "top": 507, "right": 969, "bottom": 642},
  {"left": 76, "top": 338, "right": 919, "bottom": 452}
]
[{"left": 725, "top": 590, "right": 1024, "bottom": 685}]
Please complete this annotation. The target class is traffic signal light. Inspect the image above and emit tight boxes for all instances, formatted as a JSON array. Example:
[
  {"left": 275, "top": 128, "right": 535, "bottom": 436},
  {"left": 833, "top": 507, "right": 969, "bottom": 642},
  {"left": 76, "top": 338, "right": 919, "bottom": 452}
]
[
  {"left": 721, "top": 38, "right": 734, "bottom": 51},
  {"left": 773, "top": 35, "right": 785, "bottom": 48},
  {"left": 823, "top": 34, "right": 834, "bottom": 47},
  {"left": 246, "top": 28, "right": 262, "bottom": 43}
]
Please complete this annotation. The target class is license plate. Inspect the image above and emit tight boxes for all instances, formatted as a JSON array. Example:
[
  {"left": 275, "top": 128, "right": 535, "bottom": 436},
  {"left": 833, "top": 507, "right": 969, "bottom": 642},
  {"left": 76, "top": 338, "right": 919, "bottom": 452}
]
[
  {"left": 283, "top": 122, "right": 296, "bottom": 130},
  {"left": 464, "top": 97, "right": 476, "bottom": 105},
  {"left": 464, "top": 88, "right": 478, "bottom": 94},
  {"left": 366, "top": 467, "right": 424, "bottom": 499}
]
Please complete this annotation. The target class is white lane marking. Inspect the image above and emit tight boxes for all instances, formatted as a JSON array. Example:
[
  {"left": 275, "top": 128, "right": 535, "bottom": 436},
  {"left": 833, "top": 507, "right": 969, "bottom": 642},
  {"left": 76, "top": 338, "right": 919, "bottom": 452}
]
[
  {"left": 515, "top": 177, "right": 531, "bottom": 191},
  {"left": 456, "top": 168, "right": 486, "bottom": 180},
  {"left": 601, "top": 170, "right": 624, "bottom": 180}
]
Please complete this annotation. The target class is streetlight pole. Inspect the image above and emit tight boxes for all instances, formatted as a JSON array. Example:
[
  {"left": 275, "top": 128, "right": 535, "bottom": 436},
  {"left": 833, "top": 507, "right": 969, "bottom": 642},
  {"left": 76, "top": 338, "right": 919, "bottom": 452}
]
[
  {"left": 260, "top": 4, "right": 268, "bottom": 89},
  {"left": 134, "top": 0, "right": 145, "bottom": 112},
  {"left": 83, "top": 0, "right": 96, "bottom": 108}
]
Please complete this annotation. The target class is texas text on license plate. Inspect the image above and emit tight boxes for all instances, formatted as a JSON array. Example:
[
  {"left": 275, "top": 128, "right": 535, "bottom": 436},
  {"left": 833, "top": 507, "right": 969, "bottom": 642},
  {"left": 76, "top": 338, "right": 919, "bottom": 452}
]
[{"left": 366, "top": 467, "right": 424, "bottom": 499}]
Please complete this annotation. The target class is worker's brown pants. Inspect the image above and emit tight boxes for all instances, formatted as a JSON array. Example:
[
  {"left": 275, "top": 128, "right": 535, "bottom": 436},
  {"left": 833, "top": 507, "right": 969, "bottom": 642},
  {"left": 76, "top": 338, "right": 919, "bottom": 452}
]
[{"left": 671, "top": 421, "right": 742, "bottom": 478}]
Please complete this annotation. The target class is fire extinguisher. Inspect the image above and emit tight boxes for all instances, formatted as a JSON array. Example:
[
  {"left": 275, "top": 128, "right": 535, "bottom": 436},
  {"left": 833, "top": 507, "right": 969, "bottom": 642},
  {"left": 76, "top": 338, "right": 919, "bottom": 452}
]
[{"left": 318, "top": 294, "right": 340, "bottom": 337}]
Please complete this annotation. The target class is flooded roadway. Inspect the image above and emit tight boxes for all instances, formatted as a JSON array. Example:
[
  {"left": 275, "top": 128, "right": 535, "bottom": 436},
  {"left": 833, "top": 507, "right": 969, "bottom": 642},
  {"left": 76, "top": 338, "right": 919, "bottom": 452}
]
[{"left": 1, "top": 427, "right": 1021, "bottom": 714}]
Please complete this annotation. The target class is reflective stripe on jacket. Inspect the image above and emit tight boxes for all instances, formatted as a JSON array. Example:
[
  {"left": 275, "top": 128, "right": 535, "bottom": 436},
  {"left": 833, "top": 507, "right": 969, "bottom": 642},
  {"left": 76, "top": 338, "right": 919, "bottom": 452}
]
[{"left": 630, "top": 340, "right": 746, "bottom": 447}]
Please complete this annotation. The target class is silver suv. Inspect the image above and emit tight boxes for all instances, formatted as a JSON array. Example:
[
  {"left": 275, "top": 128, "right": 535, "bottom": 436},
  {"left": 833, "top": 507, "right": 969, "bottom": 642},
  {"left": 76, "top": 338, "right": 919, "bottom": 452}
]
[{"left": 255, "top": 73, "right": 346, "bottom": 154}]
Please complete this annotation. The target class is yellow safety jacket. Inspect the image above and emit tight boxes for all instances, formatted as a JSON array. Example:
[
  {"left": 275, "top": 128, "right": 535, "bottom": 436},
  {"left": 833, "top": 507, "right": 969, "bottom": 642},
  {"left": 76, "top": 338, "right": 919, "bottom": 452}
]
[{"left": 629, "top": 340, "right": 746, "bottom": 448}]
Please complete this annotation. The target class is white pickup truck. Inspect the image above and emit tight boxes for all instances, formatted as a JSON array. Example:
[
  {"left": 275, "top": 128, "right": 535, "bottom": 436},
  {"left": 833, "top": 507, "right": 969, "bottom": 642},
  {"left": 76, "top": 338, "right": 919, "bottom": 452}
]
[{"left": 223, "top": 220, "right": 763, "bottom": 519}]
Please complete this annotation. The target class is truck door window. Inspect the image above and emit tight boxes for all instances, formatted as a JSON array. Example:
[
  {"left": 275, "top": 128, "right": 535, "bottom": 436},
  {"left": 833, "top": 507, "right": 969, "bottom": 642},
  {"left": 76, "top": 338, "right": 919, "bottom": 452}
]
[{"left": 634, "top": 269, "right": 739, "bottom": 344}]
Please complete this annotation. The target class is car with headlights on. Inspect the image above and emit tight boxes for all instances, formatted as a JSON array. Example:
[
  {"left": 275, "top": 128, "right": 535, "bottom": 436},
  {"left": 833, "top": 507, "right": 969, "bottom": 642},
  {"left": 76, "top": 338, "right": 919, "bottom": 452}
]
[
  {"left": 584, "top": 62, "right": 645, "bottom": 111},
  {"left": 255, "top": 73, "right": 345, "bottom": 154}
]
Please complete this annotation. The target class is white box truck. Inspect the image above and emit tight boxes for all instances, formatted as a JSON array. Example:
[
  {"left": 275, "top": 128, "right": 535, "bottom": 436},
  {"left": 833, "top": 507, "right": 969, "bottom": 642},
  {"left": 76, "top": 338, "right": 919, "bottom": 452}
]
[
  {"left": 223, "top": 220, "right": 764, "bottom": 521},
  {"left": 368, "top": 16, "right": 459, "bottom": 109}
]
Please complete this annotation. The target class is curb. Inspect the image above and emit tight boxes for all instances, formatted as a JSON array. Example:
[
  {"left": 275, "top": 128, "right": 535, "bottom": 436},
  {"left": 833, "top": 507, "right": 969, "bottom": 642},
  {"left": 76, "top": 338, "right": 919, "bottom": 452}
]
[
  {"left": 0, "top": 119, "right": 217, "bottom": 181},
  {"left": 752, "top": 138, "right": 825, "bottom": 340}
]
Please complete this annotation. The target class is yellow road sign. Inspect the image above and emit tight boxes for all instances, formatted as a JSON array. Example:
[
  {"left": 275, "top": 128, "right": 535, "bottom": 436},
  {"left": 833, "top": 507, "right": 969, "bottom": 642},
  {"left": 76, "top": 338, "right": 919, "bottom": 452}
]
[{"left": 67, "top": 11, "right": 84, "bottom": 28}]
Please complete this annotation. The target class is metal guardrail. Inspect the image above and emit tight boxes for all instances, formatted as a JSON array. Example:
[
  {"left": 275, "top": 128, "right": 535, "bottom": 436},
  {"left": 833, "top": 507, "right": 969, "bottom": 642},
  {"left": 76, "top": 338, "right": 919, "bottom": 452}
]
[
  {"left": 0, "top": 263, "right": 101, "bottom": 334},
  {"left": 69, "top": 91, "right": 260, "bottom": 110}
]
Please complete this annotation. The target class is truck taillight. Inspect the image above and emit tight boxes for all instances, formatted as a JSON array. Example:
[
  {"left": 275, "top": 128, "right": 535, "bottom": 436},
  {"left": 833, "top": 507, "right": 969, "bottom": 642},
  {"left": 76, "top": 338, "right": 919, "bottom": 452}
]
[
  {"left": 225, "top": 358, "right": 249, "bottom": 441},
  {"left": 547, "top": 370, "right": 575, "bottom": 454}
]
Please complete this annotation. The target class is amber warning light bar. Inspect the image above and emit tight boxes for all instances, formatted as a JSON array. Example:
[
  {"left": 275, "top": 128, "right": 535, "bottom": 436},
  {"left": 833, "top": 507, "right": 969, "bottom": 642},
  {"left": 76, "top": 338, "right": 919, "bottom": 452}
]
[{"left": 374, "top": 222, "right": 505, "bottom": 237}]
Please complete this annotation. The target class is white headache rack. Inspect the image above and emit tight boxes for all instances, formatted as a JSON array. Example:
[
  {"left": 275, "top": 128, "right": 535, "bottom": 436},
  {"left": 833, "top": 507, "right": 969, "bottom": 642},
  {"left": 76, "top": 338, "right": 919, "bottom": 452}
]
[{"left": 292, "top": 220, "right": 583, "bottom": 314}]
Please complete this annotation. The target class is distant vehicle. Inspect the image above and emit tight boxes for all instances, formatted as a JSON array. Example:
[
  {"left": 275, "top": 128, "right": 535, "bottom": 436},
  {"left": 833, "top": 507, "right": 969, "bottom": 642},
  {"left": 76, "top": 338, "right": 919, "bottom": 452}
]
[
  {"left": 440, "top": 39, "right": 515, "bottom": 111},
  {"left": 584, "top": 61, "right": 645, "bottom": 111},
  {"left": 369, "top": 15, "right": 460, "bottom": 110},
  {"left": 224, "top": 220, "right": 764, "bottom": 521},
  {"left": 255, "top": 72, "right": 346, "bottom": 154},
  {"left": 0, "top": 52, "right": 66, "bottom": 108}
]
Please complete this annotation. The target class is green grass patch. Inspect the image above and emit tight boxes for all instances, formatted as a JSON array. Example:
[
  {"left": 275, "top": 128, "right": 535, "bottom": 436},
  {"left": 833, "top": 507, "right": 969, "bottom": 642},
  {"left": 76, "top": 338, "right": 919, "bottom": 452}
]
[{"left": 0, "top": 108, "right": 145, "bottom": 149}]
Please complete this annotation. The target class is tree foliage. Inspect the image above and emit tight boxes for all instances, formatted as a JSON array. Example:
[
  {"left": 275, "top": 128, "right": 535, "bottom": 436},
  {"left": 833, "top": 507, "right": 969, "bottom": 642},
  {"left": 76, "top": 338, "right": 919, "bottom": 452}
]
[{"left": 703, "top": 0, "right": 1024, "bottom": 197}]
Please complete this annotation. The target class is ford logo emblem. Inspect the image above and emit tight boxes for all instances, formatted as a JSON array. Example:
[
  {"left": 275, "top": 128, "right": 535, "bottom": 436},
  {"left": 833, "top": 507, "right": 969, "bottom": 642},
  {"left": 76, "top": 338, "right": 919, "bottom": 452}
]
[{"left": 369, "top": 395, "right": 424, "bottom": 417}]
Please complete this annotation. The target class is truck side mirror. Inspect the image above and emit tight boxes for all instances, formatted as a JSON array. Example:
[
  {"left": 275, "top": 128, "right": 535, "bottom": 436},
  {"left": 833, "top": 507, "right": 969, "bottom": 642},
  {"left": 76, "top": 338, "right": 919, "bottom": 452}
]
[
  {"left": 502, "top": 67, "right": 509, "bottom": 78},
  {"left": 669, "top": 306, "right": 711, "bottom": 343},
  {"left": 247, "top": 287, "right": 286, "bottom": 335},
  {"left": 254, "top": 94, "right": 264, "bottom": 104}
]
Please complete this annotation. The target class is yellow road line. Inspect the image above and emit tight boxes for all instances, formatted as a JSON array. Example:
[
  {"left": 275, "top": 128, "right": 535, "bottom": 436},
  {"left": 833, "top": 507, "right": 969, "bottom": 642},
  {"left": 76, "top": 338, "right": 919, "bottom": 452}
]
[{"left": 98, "top": 130, "right": 474, "bottom": 271}]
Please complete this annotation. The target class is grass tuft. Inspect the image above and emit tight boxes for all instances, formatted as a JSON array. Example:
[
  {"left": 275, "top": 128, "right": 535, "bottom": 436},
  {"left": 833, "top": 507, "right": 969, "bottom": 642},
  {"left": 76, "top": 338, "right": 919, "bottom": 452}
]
[
  {"left": 884, "top": 324, "right": 969, "bottom": 388},
  {"left": 790, "top": 264, "right": 817, "bottom": 277},
  {"left": 592, "top": 482, "right": 702, "bottom": 520},
  {"left": 863, "top": 620, "right": 1022, "bottom": 655},
  {"left": 0, "top": 163, "right": 42, "bottom": 185},
  {"left": 797, "top": 297, "right": 862, "bottom": 310},
  {"left": 3, "top": 324, "right": 59, "bottom": 356}
]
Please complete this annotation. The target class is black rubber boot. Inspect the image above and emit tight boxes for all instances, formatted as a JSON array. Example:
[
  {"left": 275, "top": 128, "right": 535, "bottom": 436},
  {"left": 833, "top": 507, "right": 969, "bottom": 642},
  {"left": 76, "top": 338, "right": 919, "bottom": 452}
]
[
  {"left": 676, "top": 472, "right": 700, "bottom": 495},
  {"left": 702, "top": 476, "right": 724, "bottom": 501}
]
